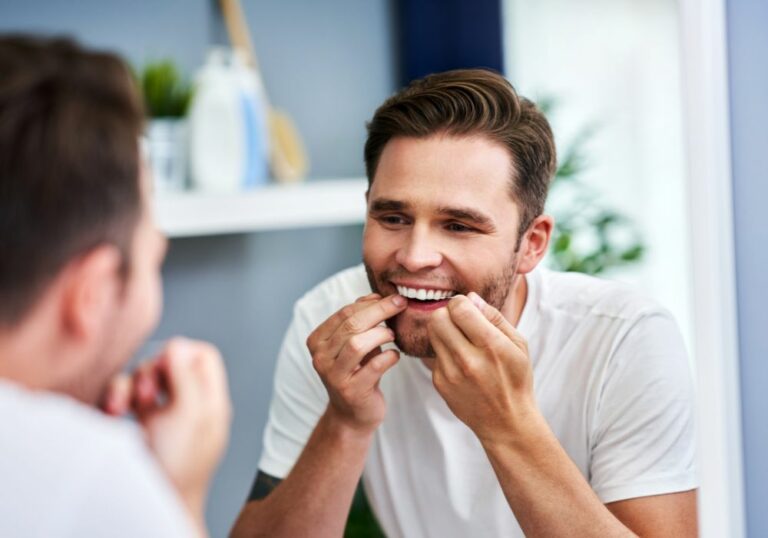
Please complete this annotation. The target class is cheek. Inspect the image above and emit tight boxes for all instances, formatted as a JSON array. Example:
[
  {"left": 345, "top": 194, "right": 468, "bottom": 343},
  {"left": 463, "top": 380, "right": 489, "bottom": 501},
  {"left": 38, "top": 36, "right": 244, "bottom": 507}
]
[
  {"left": 362, "top": 225, "right": 392, "bottom": 266},
  {"left": 144, "top": 271, "right": 163, "bottom": 329},
  {"left": 442, "top": 245, "right": 504, "bottom": 283},
  {"left": 127, "top": 266, "right": 163, "bottom": 335}
]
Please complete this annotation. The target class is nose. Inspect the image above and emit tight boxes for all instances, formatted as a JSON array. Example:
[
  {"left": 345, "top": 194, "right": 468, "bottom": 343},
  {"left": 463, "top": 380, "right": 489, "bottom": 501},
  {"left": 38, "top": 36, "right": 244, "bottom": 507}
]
[{"left": 395, "top": 226, "right": 443, "bottom": 273}]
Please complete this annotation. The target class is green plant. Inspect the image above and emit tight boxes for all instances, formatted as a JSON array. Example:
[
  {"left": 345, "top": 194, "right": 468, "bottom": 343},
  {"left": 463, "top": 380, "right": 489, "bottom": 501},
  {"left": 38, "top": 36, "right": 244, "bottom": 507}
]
[
  {"left": 345, "top": 484, "right": 385, "bottom": 537},
  {"left": 541, "top": 100, "right": 645, "bottom": 275},
  {"left": 137, "top": 60, "right": 192, "bottom": 118}
]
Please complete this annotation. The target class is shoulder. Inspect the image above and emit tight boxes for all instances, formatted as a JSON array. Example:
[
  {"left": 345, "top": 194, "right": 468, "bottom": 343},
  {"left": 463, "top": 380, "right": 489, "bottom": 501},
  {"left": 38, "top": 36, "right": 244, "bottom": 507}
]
[
  {"left": 0, "top": 380, "right": 138, "bottom": 454},
  {"left": 0, "top": 383, "right": 165, "bottom": 483},
  {"left": 293, "top": 264, "right": 372, "bottom": 321},
  {"left": 536, "top": 267, "right": 668, "bottom": 324},
  {"left": 0, "top": 383, "right": 193, "bottom": 536}
]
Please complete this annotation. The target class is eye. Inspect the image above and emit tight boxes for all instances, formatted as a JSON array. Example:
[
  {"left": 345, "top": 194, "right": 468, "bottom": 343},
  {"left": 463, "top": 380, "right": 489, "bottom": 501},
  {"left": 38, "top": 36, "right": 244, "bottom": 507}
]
[
  {"left": 445, "top": 222, "right": 475, "bottom": 233},
  {"left": 376, "top": 214, "right": 409, "bottom": 227}
]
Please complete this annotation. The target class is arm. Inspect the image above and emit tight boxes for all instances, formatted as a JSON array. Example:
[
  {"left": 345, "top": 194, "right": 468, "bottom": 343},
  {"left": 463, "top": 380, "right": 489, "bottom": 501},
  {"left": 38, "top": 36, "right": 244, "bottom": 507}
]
[
  {"left": 427, "top": 293, "right": 697, "bottom": 537},
  {"left": 231, "top": 408, "right": 374, "bottom": 537},
  {"left": 482, "top": 410, "right": 696, "bottom": 537},
  {"left": 231, "top": 293, "right": 406, "bottom": 538},
  {"left": 606, "top": 492, "right": 697, "bottom": 537}
]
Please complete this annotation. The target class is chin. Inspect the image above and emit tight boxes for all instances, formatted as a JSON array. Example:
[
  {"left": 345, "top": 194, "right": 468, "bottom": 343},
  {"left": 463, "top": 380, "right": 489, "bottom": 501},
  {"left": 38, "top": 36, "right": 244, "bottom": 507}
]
[
  {"left": 381, "top": 307, "right": 437, "bottom": 358},
  {"left": 387, "top": 317, "right": 436, "bottom": 358}
]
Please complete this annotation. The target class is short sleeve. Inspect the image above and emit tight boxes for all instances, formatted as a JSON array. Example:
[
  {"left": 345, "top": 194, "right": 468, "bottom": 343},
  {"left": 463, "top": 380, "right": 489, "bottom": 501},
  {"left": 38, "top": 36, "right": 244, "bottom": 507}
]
[
  {"left": 589, "top": 311, "right": 697, "bottom": 503},
  {"left": 257, "top": 300, "right": 329, "bottom": 478}
]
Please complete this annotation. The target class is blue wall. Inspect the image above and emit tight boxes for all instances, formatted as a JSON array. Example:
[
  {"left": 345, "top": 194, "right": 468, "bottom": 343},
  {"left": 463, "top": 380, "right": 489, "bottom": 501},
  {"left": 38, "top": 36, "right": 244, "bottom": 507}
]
[
  {"left": 726, "top": 0, "right": 768, "bottom": 536},
  {"left": 0, "top": 2, "right": 395, "bottom": 536}
]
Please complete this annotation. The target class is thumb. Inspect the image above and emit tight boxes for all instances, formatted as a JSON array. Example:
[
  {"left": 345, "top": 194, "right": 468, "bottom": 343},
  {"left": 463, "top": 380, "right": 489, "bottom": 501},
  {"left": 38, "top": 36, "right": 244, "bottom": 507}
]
[
  {"left": 101, "top": 374, "right": 133, "bottom": 416},
  {"left": 468, "top": 292, "right": 528, "bottom": 351},
  {"left": 160, "top": 338, "right": 202, "bottom": 407}
]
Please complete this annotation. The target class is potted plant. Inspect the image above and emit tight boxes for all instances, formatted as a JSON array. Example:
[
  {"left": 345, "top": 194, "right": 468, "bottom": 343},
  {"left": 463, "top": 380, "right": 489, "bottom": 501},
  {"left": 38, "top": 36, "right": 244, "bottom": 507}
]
[{"left": 138, "top": 60, "right": 193, "bottom": 193}]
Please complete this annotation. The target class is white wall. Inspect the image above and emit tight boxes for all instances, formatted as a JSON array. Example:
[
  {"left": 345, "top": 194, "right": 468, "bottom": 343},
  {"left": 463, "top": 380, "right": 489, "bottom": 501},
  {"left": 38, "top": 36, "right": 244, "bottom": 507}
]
[{"left": 503, "top": 0, "right": 693, "bottom": 350}]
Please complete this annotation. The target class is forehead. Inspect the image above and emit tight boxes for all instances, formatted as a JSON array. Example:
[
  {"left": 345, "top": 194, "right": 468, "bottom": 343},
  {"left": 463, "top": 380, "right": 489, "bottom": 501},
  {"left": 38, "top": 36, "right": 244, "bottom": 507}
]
[{"left": 370, "top": 134, "right": 517, "bottom": 214}]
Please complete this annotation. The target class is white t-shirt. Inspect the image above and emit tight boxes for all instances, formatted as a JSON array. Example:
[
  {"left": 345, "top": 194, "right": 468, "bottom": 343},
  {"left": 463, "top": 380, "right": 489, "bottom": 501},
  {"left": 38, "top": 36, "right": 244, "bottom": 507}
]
[
  {"left": 0, "top": 379, "right": 196, "bottom": 538},
  {"left": 259, "top": 264, "right": 697, "bottom": 538}
]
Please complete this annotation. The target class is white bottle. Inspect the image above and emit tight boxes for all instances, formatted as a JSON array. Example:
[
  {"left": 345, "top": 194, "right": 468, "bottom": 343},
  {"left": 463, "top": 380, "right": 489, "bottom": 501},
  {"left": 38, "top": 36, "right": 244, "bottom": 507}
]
[
  {"left": 232, "top": 50, "right": 270, "bottom": 189},
  {"left": 188, "top": 48, "right": 246, "bottom": 193}
]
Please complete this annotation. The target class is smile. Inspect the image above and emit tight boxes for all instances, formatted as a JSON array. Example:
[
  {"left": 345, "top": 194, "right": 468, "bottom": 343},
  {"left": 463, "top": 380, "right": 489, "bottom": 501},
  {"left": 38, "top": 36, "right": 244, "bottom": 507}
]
[{"left": 395, "top": 285, "right": 456, "bottom": 301}]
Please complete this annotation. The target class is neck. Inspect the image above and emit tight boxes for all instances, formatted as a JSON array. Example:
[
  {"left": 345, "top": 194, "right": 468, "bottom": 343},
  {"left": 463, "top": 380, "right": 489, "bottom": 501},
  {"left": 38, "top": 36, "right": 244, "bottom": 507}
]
[
  {"left": 0, "top": 315, "right": 93, "bottom": 404},
  {"left": 501, "top": 271, "right": 529, "bottom": 328},
  {"left": 0, "top": 327, "right": 55, "bottom": 393}
]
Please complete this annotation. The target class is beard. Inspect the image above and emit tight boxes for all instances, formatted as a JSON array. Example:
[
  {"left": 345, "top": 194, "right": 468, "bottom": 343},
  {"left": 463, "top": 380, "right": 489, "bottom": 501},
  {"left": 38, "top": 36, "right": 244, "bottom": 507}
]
[
  {"left": 61, "top": 325, "right": 128, "bottom": 407},
  {"left": 62, "top": 305, "right": 149, "bottom": 408},
  {"left": 364, "top": 251, "right": 520, "bottom": 359}
]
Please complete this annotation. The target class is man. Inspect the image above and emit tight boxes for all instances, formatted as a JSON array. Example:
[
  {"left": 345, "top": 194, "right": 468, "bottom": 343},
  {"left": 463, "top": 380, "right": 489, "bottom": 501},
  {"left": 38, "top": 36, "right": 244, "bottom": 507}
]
[
  {"left": 232, "top": 69, "right": 697, "bottom": 537},
  {"left": 0, "top": 36, "right": 231, "bottom": 537}
]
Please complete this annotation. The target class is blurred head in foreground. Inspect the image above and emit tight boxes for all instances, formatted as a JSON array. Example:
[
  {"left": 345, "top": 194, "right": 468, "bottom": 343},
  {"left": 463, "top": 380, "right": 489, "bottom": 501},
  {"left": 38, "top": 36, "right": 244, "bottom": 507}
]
[{"left": 0, "top": 35, "right": 167, "bottom": 404}]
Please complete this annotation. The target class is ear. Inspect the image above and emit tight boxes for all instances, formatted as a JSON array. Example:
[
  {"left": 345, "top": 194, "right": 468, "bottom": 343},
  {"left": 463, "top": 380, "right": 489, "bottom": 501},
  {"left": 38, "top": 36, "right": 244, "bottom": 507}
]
[
  {"left": 516, "top": 214, "right": 554, "bottom": 274},
  {"left": 60, "top": 245, "right": 124, "bottom": 342}
]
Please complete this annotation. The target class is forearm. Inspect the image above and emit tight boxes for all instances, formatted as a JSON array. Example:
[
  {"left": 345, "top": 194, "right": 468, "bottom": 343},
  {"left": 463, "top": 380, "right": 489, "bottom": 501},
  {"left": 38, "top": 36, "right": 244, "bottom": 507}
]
[
  {"left": 482, "top": 411, "right": 635, "bottom": 538},
  {"left": 231, "top": 407, "right": 373, "bottom": 538}
]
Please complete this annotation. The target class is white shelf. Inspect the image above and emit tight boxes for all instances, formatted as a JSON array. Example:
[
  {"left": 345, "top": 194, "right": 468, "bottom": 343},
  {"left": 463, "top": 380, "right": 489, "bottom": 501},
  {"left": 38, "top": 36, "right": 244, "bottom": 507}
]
[{"left": 154, "top": 179, "right": 368, "bottom": 238}]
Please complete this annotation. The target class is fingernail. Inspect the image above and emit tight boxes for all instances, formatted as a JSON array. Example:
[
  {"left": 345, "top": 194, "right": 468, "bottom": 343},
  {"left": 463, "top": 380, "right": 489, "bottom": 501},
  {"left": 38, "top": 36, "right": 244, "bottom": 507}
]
[
  {"left": 468, "top": 292, "right": 486, "bottom": 310},
  {"left": 392, "top": 294, "right": 406, "bottom": 306}
]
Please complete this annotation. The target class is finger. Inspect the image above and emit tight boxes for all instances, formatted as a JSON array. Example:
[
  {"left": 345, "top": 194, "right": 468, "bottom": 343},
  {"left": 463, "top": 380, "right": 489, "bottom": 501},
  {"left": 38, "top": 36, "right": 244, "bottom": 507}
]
[
  {"left": 427, "top": 314, "right": 462, "bottom": 379},
  {"left": 309, "top": 296, "right": 386, "bottom": 351},
  {"left": 428, "top": 306, "right": 476, "bottom": 374},
  {"left": 101, "top": 374, "right": 133, "bottom": 416},
  {"left": 349, "top": 348, "right": 400, "bottom": 389},
  {"left": 429, "top": 304, "right": 475, "bottom": 352},
  {"left": 132, "top": 361, "right": 163, "bottom": 416},
  {"left": 326, "top": 294, "right": 406, "bottom": 352},
  {"left": 467, "top": 292, "right": 528, "bottom": 351},
  {"left": 185, "top": 339, "right": 232, "bottom": 420},
  {"left": 154, "top": 338, "right": 200, "bottom": 409},
  {"left": 355, "top": 293, "right": 381, "bottom": 303},
  {"left": 333, "top": 326, "right": 396, "bottom": 376},
  {"left": 443, "top": 294, "right": 505, "bottom": 350},
  {"left": 359, "top": 346, "right": 381, "bottom": 369},
  {"left": 161, "top": 338, "right": 232, "bottom": 420}
]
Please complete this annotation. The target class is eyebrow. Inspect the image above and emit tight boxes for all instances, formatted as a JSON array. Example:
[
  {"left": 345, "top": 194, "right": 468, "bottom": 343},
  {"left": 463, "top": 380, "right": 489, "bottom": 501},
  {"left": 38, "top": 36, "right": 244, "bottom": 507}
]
[
  {"left": 369, "top": 198, "right": 496, "bottom": 230},
  {"left": 369, "top": 198, "right": 408, "bottom": 213}
]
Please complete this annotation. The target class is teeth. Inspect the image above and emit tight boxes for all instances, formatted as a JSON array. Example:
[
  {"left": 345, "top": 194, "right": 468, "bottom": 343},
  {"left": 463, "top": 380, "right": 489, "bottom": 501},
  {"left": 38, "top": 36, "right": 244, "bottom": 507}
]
[{"left": 395, "top": 286, "right": 456, "bottom": 301}]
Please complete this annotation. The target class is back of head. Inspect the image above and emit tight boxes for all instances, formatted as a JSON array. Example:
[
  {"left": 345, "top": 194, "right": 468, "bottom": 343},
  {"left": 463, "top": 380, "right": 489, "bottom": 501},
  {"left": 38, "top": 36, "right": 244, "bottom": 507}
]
[
  {"left": 364, "top": 68, "right": 557, "bottom": 239},
  {"left": 0, "top": 35, "right": 144, "bottom": 326}
]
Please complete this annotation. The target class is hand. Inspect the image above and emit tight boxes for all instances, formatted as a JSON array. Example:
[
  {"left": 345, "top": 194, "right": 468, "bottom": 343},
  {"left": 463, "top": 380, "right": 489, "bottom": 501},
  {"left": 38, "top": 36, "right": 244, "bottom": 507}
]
[
  {"left": 427, "top": 292, "right": 536, "bottom": 444},
  {"left": 102, "top": 338, "right": 232, "bottom": 522},
  {"left": 306, "top": 293, "right": 407, "bottom": 434}
]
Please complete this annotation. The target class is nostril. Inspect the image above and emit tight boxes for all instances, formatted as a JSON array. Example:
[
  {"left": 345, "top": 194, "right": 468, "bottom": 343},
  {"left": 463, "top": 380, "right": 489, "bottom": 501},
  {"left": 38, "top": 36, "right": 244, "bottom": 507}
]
[{"left": 395, "top": 247, "right": 443, "bottom": 273}]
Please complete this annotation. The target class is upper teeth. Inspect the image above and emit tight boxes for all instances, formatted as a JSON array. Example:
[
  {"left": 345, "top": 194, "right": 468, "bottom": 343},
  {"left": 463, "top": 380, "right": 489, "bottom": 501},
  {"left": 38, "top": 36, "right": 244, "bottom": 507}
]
[{"left": 396, "top": 286, "right": 456, "bottom": 301}]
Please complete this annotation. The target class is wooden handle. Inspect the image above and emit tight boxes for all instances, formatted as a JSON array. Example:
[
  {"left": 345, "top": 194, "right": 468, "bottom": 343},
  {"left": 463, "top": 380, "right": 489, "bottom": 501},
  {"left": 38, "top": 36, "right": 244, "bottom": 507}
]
[{"left": 219, "top": 0, "right": 260, "bottom": 71}]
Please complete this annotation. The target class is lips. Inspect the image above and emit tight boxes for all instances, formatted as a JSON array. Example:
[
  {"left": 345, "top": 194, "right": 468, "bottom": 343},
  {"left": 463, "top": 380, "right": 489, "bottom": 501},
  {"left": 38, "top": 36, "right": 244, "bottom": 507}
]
[
  {"left": 390, "top": 283, "right": 457, "bottom": 313},
  {"left": 394, "top": 285, "right": 456, "bottom": 301}
]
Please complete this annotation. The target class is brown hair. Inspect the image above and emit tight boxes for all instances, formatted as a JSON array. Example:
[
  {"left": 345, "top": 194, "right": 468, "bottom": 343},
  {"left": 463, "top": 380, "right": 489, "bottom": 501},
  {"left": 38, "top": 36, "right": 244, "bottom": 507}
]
[
  {"left": 0, "top": 35, "right": 144, "bottom": 325},
  {"left": 364, "top": 68, "right": 557, "bottom": 244}
]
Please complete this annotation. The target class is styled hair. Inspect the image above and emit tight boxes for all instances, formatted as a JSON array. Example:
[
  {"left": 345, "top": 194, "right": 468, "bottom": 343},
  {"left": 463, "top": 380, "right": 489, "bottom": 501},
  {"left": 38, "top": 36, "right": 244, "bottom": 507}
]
[
  {"left": 0, "top": 35, "right": 144, "bottom": 325},
  {"left": 364, "top": 68, "right": 557, "bottom": 243}
]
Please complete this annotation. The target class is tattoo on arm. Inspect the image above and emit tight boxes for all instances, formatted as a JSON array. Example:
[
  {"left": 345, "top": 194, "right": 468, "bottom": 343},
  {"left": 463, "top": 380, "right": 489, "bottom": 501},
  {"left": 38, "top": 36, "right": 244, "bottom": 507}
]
[{"left": 247, "top": 470, "right": 283, "bottom": 502}]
